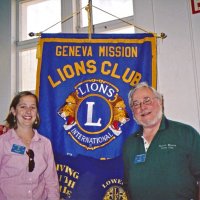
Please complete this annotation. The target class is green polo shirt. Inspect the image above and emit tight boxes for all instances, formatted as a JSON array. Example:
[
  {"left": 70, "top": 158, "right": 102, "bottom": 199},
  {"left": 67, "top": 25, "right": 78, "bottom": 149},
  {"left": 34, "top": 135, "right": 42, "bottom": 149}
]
[{"left": 122, "top": 115, "right": 200, "bottom": 200}]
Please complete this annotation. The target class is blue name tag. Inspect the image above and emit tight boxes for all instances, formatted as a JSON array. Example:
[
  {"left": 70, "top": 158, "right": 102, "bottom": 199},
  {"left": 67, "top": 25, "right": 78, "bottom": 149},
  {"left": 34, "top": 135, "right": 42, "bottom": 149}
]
[
  {"left": 134, "top": 154, "right": 146, "bottom": 164},
  {"left": 11, "top": 144, "right": 26, "bottom": 155}
]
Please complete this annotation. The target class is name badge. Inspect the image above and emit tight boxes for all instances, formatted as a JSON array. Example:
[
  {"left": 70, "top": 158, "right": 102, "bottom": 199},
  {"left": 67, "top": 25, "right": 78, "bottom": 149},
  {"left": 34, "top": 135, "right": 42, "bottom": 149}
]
[
  {"left": 134, "top": 154, "right": 146, "bottom": 164},
  {"left": 11, "top": 144, "right": 26, "bottom": 155}
]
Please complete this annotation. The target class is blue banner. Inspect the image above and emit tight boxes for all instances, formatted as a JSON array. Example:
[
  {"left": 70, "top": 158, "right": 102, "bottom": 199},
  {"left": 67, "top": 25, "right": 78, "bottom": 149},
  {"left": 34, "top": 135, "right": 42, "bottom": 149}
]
[{"left": 36, "top": 33, "right": 157, "bottom": 199}]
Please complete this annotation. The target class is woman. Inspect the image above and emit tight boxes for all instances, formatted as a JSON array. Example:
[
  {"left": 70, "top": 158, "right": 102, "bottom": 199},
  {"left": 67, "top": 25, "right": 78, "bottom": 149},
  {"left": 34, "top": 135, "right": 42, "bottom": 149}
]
[{"left": 0, "top": 91, "right": 60, "bottom": 200}]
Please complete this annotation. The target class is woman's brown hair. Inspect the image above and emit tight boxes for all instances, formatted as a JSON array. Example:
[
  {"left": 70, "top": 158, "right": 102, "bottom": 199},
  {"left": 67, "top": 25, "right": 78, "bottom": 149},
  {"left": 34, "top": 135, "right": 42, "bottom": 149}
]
[{"left": 5, "top": 91, "right": 40, "bottom": 129}]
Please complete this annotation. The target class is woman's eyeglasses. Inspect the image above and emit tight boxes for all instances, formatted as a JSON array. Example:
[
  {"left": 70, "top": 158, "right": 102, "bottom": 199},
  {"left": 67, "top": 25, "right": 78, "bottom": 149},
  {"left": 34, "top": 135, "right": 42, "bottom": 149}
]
[{"left": 26, "top": 149, "right": 35, "bottom": 172}]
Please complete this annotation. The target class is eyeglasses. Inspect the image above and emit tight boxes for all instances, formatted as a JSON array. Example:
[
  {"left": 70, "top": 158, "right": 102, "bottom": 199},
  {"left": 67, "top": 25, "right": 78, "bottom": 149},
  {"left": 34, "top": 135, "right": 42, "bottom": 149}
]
[
  {"left": 26, "top": 149, "right": 35, "bottom": 172},
  {"left": 131, "top": 96, "right": 158, "bottom": 109}
]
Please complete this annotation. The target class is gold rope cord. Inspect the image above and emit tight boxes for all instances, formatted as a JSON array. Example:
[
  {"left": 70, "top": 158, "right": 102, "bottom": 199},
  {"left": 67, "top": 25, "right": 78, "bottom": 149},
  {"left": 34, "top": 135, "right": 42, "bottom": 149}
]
[{"left": 30, "top": 1, "right": 167, "bottom": 39}]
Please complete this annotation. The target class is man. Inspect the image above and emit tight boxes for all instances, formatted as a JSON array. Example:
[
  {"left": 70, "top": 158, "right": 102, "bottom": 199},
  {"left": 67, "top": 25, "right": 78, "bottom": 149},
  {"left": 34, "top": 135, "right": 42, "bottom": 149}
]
[{"left": 123, "top": 82, "right": 200, "bottom": 200}]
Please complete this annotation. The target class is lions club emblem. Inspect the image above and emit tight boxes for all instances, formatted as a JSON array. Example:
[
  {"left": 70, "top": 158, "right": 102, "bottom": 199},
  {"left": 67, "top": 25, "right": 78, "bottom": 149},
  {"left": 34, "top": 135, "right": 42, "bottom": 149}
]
[
  {"left": 103, "top": 186, "right": 128, "bottom": 200},
  {"left": 58, "top": 79, "right": 130, "bottom": 150}
]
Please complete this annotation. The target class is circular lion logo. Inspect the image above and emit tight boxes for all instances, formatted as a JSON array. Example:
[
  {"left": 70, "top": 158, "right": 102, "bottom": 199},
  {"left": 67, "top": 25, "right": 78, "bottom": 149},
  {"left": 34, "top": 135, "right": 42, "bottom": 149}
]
[{"left": 103, "top": 186, "right": 127, "bottom": 200}]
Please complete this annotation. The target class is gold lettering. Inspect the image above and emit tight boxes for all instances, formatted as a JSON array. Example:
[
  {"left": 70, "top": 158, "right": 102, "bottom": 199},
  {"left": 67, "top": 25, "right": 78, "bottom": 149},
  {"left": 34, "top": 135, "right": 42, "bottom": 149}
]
[
  {"left": 87, "top": 46, "right": 93, "bottom": 56},
  {"left": 48, "top": 75, "right": 61, "bottom": 88},
  {"left": 74, "top": 61, "right": 86, "bottom": 76},
  {"left": 63, "top": 176, "right": 76, "bottom": 188},
  {"left": 110, "top": 63, "right": 120, "bottom": 79},
  {"left": 57, "top": 68, "right": 66, "bottom": 81},
  {"left": 99, "top": 46, "right": 138, "bottom": 57},
  {"left": 63, "top": 65, "right": 75, "bottom": 78},
  {"left": 101, "top": 61, "right": 112, "bottom": 75},
  {"left": 58, "top": 174, "right": 63, "bottom": 182},
  {"left": 122, "top": 68, "right": 136, "bottom": 83},
  {"left": 59, "top": 185, "right": 72, "bottom": 196},
  {"left": 102, "top": 179, "right": 124, "bottom": 188},
  {"left": 86, "top": 60, "right": 97, "bottom": 73},
  {"left": 130, "top": 72, "right": 142, "bottom": 86},
  {"left": 56, "top": 164, "right": 64, "bottom": 171},
  {"left": 56, "top": 46, "right": 62, "bottom": 56},
  {"left": 55, "top": 45, "right": 93, "bottom": 57},
  {"left": 63, "top": 46, "right": 68, "bottom": 56},
  {"left": 68, "top": 46, "right": 75, "bottom": 56}
]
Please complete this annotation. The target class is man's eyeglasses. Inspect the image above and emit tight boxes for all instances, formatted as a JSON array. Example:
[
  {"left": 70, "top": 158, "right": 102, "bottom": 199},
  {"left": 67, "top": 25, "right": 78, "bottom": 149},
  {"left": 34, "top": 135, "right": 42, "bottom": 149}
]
[
  {"left": 131, "top": 96, "right": 157, "bottom": 109},
  {"left": 26, "top": 149, "right": 35, "bottom": 172}
]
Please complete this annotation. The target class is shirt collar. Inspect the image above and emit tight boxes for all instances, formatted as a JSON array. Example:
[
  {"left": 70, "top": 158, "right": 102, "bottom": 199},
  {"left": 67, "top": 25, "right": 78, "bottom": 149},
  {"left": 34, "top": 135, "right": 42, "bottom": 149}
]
[
  {"left": 135, "top": 115, "right": 169, "bottom": 137},
  {"left": 11, "top": 128, "right": 41, "bottom": 142},
  {"left": 159, "top": 115, "right": 169, "bottom": 131}
]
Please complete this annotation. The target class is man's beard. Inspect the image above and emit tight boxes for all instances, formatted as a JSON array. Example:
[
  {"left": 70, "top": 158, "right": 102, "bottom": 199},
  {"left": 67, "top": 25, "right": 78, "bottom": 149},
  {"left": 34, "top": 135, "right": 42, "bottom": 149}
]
[{"left": 134, "top": 109, "right": 163, "bottom": 128}]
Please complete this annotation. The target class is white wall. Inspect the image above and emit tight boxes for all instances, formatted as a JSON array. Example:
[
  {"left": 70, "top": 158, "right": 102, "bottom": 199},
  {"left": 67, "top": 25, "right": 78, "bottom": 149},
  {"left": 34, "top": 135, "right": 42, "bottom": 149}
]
[
  {"left": 133, "top": 0, "right": 200, "bottom": 131},
  {"left": 0, "top": 0, "right": 16, "bottom": 124},
  {"left": 0, "top": 0, "right": 200, "bottom": 132}
]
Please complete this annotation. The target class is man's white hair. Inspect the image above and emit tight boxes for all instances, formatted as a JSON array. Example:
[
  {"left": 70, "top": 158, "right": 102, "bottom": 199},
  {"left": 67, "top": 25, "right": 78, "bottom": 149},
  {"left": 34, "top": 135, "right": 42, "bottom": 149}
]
[{"left": 128, "top": 82, "right": 163, "bottom": 108}]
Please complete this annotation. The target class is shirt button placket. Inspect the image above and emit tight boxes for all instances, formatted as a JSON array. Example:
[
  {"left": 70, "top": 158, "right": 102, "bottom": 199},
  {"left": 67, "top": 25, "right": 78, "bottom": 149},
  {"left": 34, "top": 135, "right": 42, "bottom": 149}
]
[{"left": 27, "top": 176, "right": 33, "bottom": 199}]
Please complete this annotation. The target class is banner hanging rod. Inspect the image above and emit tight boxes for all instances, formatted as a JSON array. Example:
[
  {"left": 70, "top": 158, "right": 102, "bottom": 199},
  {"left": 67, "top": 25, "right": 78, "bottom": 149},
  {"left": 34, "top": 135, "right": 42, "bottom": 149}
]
[{"left": 29, "top": 0, "right": 167, "bottom": 40}]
